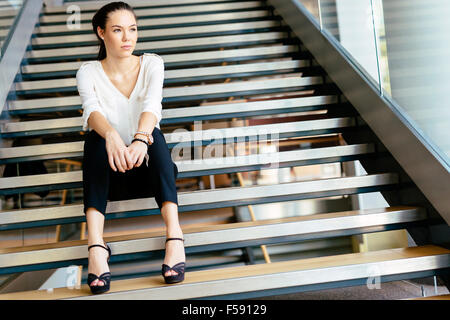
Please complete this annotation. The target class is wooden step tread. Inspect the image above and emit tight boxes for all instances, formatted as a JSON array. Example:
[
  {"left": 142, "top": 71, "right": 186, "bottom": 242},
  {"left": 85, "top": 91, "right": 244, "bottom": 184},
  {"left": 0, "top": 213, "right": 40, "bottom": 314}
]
[
  {"left": 22, "top": 45, "right": 298, "bottom": 74},
  {"left": 0, "top": 245, "right": 448, "bottom": 300},
  {"left": 0, "top": 173, "right": 398, "bottom": 229},
  {"left": 0, "top": 206, "right": 422, "bottom": 255},
  {"left": 0, "top": 205, "right": 426, "bottom": 272},
  {"left": 408, "top": 294, "right": 450, "bottom": 300},
  {"left": 0, "top": 120, "right": 358, "bottom": 163},
  {"left": 2, "top": 95, "right": 337, "bottom": 133},
  {"left": 10, "top": 75, "right": 325, "bottom": 109}
]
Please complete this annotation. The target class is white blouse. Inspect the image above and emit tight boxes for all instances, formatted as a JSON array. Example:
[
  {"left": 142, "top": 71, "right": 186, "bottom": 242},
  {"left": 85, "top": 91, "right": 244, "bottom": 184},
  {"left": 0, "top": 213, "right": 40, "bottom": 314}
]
[{"left": 76, "top": 52, "right": 164, "bottom": 147}]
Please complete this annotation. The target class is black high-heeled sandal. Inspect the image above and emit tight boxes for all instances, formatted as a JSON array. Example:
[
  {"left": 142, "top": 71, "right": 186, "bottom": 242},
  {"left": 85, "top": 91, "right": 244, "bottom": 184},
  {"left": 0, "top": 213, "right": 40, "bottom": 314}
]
[
  {"left": 161, "top": 238, "right": 186, "bottom": 284},
  {"left": 87, "top": 243, "right": 112, "bottom": 295}
]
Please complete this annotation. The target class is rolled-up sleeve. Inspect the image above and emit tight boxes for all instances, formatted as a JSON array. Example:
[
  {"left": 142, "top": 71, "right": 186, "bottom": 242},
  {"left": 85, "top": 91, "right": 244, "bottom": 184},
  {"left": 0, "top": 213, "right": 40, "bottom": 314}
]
[
  {"left": 141, "top": 56, "right": 164, "bottom": 123},
  {"left": 76, "top": 64, "right": 106, "bottom": 131}
]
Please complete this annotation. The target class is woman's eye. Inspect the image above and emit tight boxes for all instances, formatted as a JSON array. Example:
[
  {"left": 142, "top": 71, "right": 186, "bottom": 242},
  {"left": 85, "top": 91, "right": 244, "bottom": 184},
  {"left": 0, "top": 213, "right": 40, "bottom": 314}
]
[{"left": 113, "top": 28, "right": 136, "bottom": 32}]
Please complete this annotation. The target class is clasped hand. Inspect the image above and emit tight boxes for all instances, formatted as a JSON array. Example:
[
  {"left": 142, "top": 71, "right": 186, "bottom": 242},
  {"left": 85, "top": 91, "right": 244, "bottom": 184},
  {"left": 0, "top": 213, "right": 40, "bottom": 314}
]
[{"left": 105, "top": 131, "right": 148, "bottom": 173}]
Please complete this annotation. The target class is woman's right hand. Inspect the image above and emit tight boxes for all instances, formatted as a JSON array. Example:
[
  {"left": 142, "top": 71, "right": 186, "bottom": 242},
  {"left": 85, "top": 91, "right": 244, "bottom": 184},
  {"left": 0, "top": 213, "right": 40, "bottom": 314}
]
[{"left": 105, "top": 129, "right": 134, "bottom": 173}]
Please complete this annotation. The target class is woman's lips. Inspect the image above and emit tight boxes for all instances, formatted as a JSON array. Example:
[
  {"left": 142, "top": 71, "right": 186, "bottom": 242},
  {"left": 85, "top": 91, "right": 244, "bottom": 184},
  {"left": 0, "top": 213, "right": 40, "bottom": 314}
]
[{"left": 122, "top": 46, "right": 132, "bottom": 50}]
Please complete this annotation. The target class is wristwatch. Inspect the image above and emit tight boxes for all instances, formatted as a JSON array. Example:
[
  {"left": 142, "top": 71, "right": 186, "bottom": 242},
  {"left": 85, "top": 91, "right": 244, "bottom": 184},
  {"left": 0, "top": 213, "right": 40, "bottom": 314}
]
[{"left": 135, "top": 131, "right": 154, "bottom": 145}]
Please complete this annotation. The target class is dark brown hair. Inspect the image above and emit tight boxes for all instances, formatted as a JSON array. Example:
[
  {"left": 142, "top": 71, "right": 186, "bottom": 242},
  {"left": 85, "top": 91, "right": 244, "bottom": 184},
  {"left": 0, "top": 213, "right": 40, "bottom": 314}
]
[{"left": 92, "top": 1, "right": 137, "bottom": 60}]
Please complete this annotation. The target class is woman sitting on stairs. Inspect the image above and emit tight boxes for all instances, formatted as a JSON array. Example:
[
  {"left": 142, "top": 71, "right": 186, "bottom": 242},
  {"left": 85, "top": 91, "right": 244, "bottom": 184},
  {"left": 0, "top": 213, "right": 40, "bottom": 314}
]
[{"left": 76, "top": 1, "right": 186, "bottom": 295}]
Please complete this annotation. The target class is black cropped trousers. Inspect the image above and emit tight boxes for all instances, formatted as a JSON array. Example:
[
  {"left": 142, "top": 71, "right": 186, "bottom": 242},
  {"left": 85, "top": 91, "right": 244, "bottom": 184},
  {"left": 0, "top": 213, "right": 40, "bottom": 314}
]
[{"left": 82, "top": 127, "right": 179, "bottom": 216}]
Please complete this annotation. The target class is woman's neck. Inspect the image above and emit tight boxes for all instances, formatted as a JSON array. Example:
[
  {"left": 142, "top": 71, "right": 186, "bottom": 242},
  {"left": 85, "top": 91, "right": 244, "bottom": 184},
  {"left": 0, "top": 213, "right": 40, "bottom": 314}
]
[{"left": 100, "top": 54, "right": 140, "bottom": 77}]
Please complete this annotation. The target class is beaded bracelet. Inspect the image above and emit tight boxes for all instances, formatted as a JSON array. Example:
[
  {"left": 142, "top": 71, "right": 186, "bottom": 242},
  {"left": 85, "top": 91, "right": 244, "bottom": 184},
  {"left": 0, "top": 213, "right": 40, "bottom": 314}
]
[
  {"left": 132, "top": 138, "right": 149, "bottom": 147},
  {"left": 135, "top": 131, "right": 154, "bottom": 145}
]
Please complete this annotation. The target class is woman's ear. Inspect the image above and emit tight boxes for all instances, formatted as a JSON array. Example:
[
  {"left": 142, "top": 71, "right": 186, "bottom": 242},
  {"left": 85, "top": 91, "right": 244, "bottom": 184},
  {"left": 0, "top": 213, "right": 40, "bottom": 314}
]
[{"left": 97, "top": 26, "right": 104, "bottom": 40}]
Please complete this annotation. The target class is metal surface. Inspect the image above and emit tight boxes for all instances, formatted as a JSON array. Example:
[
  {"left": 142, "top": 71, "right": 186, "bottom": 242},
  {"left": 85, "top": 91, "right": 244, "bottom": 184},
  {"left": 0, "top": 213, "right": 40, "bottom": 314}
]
[
  {"left": 0, "top": 206, "right": 426, "bottom": 269},
  {"left": 0, "top": 141, "right": 84, "bottom": 159},
  {"left": 69, "top": 250, "right": 450, "bottom": 300},
  {"left": 35, "top": 10, "right": 270, "bottom": 34},
  {"left": 9, "top": 75, "right": 325, "bottom": 110},
  {"left": 268, "top": 0, "right": 450, "bottom": 225},
  {"left": 21, "top": 45, "right": 299, "bottom": 74},
  {"left": 198, "top": 269, "right": 448, "bottom": 300},
  {"left": 0, "top": 118, "right": 355, "bottom": 162},
  {"left": 0, "top": 173, "right": 398, "bottom": 227},
  {"left": 2, "top": 95, "right": 338, "bottom": 136},
  {"left": 16, "top": 60, "right": 308, "bottom": 92},
  {"left": 44, "top": 0, "right": 263, "bottom": 17},
  {"left": 164, "top": 117, "right": 353, "bottom": 144},
  {"left": 26, "top": 31, "right": 288, "bottom": 59},
  {"left": 0, "top": 142, "right": 372, "bottom": 189},
  {"left": 0, "top": 10, "right": 19, "bottom": 18},
  {"left": 0, "top": 17, "right": 13, "bottom": 27},
  {"left": 32, "top": 20, "right": 280, "bottom": 46}
]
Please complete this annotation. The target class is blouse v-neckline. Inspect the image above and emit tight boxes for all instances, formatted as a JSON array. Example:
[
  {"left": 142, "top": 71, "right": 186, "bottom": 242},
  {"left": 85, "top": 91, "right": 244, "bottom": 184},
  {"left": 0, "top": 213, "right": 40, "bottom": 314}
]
[{"left": 97, "top": 55, "right": 144, "bottom": 101}]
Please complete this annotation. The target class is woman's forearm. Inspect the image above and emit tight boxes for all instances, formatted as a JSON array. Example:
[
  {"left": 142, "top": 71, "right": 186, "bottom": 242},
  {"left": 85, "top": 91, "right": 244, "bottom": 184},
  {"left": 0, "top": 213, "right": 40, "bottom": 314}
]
[
  {"left": 137, "top": 111, "right": 157, "bottom": 135},
  {"left": 87, "top": 111, "right": 117, "bottom": 139},
  {"left": 87, "top": 110, "right": 157, "bottom": 142}
]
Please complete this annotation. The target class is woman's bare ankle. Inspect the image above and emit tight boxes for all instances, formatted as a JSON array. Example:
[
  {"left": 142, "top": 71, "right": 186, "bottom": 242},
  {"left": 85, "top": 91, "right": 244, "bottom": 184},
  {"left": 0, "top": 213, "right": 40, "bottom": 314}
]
[{"left": 166, "top": 225, "right": 183, "bottom": 237}]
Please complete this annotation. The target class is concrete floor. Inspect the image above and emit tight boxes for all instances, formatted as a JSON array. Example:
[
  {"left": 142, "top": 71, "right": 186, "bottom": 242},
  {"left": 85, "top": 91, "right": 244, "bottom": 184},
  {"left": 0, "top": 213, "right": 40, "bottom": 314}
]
[{"left": 250, "top": 276, "right": 450, "bottom": 300}]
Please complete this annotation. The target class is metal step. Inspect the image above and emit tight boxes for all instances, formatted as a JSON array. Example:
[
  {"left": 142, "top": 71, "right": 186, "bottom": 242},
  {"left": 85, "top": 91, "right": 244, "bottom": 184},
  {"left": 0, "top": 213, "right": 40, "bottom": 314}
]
[
  {"left": 1, "top": 115, "right": 357, "bottom": 162},
  {"left": 0, "top": 140, "right": 372, "bottom": 190},
  {"left": 35, "top": 10, "right": 272, "bottom": 36},
  {"left": 0, "top": 17, "right": 13, "bottom": 27},
  {"left": 0, "top": 114, "right": 359, "bottom": 163},
  {"left": 32, "top": 20, "right": 283, "bottom": 48},
  {"left": 0, "top": 9, "right": 19, "bottom": 18},
  {"left": 0, "top": 206, "right": 427, "bottom": 275},
  {"left": 8, "top": 75, "right": 331, "bottom": 113},
  {"left": 0, "top": 245, "right": 448, "bottom": 300},
  {"left": 0, "top": 172, "right": 399, "bottom": 230},
  {"left": 21, "top": 45, "right": 300, "bottom": 76},
  {"left": 42, "top": 0, "right": 264, "bottom": 19},
  {"left": 2, "top": 95, "right": 345, "bottom": 139},
  {"left": 16, "top": 59, "right": 313, "bottom": 93},
  {"left": 26, "top": 31, "right": 290, "bottom": 61}
]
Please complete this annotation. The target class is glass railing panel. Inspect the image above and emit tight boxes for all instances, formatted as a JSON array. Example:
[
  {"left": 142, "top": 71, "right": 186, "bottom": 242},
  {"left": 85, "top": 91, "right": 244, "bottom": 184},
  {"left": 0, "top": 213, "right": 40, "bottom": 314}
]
[
  {"left": 0, "top": 0, "right": 25, "bottom": 58},
  {"left": 375, "top": 0, "right": 450, "bottom": 164},
  {"left": 371, "top": 0, "right": 390, "bottom": 95},
  {"left": 318, "top": 0, "right": 381, "bottom": 89},
  {"left": 297, "top": 0, "right": 320, "bottom": 20},
  {"left": 297, "top": 0, "right": 449, "bottom": 167}
]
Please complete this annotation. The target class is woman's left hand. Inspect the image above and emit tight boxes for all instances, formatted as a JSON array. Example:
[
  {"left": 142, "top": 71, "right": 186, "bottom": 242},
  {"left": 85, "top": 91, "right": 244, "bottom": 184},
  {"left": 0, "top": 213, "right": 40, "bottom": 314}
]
[{"left": 127, "top": 141, "right": 148, "bottom": 168}]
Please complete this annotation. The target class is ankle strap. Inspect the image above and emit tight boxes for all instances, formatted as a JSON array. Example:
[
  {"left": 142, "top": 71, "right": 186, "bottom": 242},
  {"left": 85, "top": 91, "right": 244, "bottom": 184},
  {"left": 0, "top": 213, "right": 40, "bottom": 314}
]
[
  {"left": 166, "top": 237, "right": 184, "bottom": 243},
  {"left": 88, "top": 244, "right": 108, "bottom": 251}
]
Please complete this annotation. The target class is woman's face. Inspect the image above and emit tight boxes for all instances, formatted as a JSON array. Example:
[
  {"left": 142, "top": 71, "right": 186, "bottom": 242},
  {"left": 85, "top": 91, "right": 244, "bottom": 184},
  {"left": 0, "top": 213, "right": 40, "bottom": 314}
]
[{"left": 97, "top": 10, "right": 138, "bottom": 58}]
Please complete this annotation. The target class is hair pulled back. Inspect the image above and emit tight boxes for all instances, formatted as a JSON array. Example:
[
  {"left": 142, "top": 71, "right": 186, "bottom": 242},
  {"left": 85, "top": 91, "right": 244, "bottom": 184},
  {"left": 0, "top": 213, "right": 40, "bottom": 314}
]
[{"left": 92, "top": 1, "right": 137, "bottom": 60}]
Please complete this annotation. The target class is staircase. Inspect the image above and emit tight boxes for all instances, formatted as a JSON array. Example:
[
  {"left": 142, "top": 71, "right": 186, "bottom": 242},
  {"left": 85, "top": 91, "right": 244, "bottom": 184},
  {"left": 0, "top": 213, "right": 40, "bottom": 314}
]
[{"left": 0, "top": 0, "right": 449, "bottom": 300}]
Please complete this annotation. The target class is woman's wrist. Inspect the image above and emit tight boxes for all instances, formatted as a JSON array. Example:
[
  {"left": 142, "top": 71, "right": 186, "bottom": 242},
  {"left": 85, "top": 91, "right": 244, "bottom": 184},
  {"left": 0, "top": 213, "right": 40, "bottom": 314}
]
[
  {"left": 105, "top": 127, "right": 118, "bottom": 137},
  {"left": 134, "top": 131, "right": 153, "bottom": 145},
  {"left": 134, "top": 133, "right": 149, "bottom": 143},
  {"left": 132, "top": 138, "right": 149, "bottom": 148}
]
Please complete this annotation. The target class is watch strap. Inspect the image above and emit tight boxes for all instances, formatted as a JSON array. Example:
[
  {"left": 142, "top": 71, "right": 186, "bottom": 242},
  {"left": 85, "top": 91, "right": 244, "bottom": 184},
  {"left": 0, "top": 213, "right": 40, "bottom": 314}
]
[{"left": 135, "top": 131, "right": 154, "bottom": 144}]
